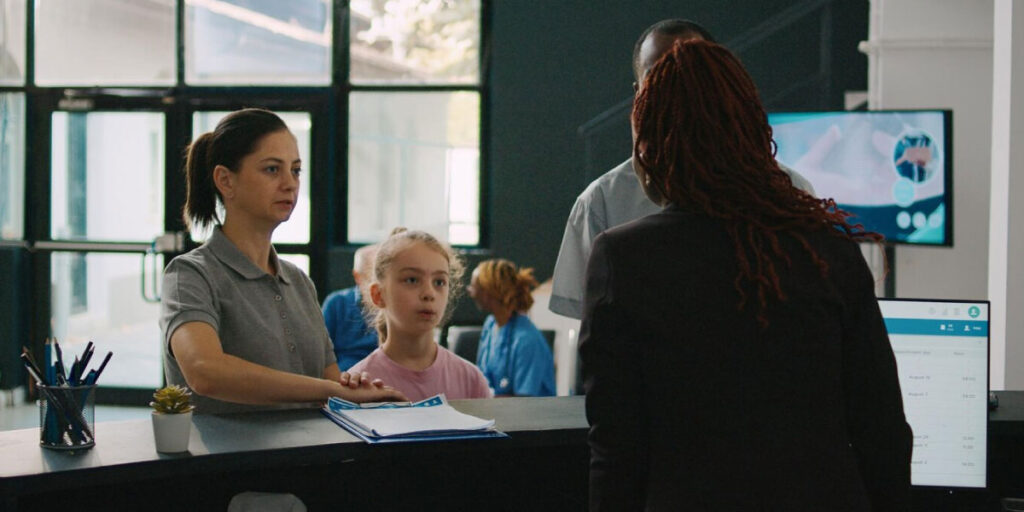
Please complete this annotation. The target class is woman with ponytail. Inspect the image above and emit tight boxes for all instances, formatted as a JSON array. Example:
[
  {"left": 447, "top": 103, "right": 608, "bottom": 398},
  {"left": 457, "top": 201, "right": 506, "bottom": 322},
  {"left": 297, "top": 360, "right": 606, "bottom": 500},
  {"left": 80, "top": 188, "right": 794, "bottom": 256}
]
[
  {"left": 161, "top": 108, "right": 404, "bottom": 414},
  {"left": 468, "top": 259, "right": 555, "bottom": 397},
  {"left": 580, "top": 41, "right": 911, "bottom": 510}
]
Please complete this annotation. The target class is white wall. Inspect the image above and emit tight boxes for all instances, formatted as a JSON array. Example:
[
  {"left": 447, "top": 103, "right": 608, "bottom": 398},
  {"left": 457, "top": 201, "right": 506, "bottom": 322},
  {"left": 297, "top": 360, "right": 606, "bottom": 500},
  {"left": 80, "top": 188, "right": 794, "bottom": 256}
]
[
  {"left": 988, "top": 0, "right": 1024, "bottom": 390},
  {"left": 863, "top": 0, "right": 994, "bottom": 301},
  {"left": 862, "top": 0, "right": 999, "bottom": 383}
]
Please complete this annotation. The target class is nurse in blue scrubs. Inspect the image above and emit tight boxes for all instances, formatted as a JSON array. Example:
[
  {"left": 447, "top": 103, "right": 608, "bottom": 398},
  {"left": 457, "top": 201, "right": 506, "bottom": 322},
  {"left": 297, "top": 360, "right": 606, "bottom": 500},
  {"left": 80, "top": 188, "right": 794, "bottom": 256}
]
[{"left": 468, "top": 259, "right": 555, "bottom": 397}]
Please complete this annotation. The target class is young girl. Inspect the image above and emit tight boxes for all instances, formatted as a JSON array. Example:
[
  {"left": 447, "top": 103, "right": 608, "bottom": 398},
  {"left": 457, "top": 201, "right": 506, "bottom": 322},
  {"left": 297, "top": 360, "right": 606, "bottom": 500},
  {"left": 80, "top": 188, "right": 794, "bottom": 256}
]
[
  {"left": 468, "top": 259, "right": 555, "bottom": 397},
  {"left": 348, "top": 228, "right": 491, "bottom": 401}
]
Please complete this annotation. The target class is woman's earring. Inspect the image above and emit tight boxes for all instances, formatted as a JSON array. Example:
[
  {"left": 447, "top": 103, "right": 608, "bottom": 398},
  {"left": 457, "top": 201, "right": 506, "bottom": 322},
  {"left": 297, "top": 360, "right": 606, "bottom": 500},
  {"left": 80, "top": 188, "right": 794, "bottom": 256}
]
[{"left": 644, "top": 176, "right": 652, "bottom": 186}]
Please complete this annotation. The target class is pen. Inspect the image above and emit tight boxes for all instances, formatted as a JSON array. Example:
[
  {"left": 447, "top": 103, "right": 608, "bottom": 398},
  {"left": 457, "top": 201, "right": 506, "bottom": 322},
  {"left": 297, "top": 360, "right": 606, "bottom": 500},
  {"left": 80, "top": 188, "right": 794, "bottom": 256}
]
[
  {"left": 92, "top": 352, "right": 113, "bottom": 382},
  {"left": 22, "top": 352, "right": 71, "bottom": 444},
  {"left": 21, "top": 348, "right": 46, "bottom": 383},
  {"left": 69, "top": 356, "right": 81, "bottom": 384},
  {"left": 21, "top": 352, "right": 47, "bottom": 384},
  {"left": 44, "top": 338, "right": 54, "bottom": 386},
  {"left": 79, "top": 341, "right": 95, "bottom": 373},
  {"left": 54, "top": 340, "right": 67, "bottom": 385}
]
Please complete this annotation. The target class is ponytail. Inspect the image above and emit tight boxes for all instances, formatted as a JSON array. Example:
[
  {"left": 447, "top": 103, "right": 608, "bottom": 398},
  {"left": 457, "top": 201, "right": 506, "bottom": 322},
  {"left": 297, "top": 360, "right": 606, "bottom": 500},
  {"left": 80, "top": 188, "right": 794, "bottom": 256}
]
[
  {"left": 474, "top": 259, "right": 538, "bottom": 313},
  {"left": 512, "top": 267, "right": 538, "bottom": 312},
  {"left": 180, "top": 108, "right": 289, "bottom": 231},
  {"left": 182, "top": 132, "right": 220, "bottom": 230}
]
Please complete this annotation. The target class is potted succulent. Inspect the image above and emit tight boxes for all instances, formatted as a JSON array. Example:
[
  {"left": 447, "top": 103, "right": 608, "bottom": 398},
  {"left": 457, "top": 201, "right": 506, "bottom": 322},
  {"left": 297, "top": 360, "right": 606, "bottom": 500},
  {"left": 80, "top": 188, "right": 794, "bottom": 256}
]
[{"left": 150, "top": 385, "right": 195, "bottom": 453}]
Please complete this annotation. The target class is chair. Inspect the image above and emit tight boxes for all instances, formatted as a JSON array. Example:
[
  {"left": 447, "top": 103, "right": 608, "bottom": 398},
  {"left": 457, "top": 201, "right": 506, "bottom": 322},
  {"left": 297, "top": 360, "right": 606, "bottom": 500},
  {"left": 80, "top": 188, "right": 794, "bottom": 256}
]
[
  {"left": 448, "top": 327, "right": 553, "bottom": 364},
  {"left": 540, "top": 329, "right": 555, "bottom": 353},
  {"left": 448, "top": 326, "right": 483, "bottom": 363}
]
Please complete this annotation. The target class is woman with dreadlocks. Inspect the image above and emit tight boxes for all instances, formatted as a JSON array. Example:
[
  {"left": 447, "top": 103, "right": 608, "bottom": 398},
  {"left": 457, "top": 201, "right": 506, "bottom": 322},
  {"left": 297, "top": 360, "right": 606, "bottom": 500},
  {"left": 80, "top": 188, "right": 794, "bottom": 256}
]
[{"left": 579, "top": 40, "right": 912, "bottom": 511}]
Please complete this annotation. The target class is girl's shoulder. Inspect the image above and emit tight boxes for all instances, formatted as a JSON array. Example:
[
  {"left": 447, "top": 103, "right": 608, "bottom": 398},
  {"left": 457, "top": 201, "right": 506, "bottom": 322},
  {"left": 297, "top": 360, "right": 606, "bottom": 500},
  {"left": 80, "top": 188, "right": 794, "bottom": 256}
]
[
  {"left": 348, "top": 347, "right": 385, "bottom": 373},
  {"left": 438, "top": 346, "right": 485, "bottom": 374},
  {"left": 436, "top": 346, "right": 491, "bottom": 398}
]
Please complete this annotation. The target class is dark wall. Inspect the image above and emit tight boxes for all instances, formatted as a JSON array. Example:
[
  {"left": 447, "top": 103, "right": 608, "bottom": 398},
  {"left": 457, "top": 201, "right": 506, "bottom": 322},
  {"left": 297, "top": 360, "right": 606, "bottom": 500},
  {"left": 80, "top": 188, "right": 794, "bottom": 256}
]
[
  {"left": 327, "top": 0, "right": 868, "bottom": 326},
  {"left": 0, "top": 248, "right": 29, "bottom": 388}
]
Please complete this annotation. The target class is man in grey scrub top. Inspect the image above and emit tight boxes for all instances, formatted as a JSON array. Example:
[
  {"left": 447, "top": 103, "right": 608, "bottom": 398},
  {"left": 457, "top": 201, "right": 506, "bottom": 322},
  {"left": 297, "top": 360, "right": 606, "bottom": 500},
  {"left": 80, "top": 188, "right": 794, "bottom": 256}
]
[{"left": 550, "top": 19, "right": 815, "bottom": 319}]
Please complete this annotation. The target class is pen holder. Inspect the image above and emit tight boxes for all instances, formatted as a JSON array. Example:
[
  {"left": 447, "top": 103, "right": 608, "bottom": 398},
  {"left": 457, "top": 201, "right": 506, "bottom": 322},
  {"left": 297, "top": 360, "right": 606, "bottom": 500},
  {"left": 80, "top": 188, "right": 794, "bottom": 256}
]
[{"left": 38, "top": 384, "right": 96, "bottom": 450}]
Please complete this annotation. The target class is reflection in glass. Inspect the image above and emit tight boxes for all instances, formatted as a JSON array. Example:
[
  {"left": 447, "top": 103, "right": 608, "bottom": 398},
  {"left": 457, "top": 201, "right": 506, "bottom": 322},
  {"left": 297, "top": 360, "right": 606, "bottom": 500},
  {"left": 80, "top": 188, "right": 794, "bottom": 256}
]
[
  {"left": 348, "top": 91, "right": 479, "bottom": 245},
  {"left": 0, "top": 93, "right": 24, "bottom": 239},
  {"left": 0, "top": 0, "right": 26, "bottom": 85},
  {"left": 51, "top": 252, "right": 164, "bottom": 389},
  {"left": 191, "top": 111, "right": 311, "bottom": 244},
  {"left": 51, "top": 112, "right": 165, "bottom": 241},
  {"left": 186, "top": 0, "right": 331, "bottom": 85},
  {"left": 350, "top": 0, "right": 480, "bottom": 84},
  {"left": 34, "top": 0, "right": 175, "bottom": 86}
]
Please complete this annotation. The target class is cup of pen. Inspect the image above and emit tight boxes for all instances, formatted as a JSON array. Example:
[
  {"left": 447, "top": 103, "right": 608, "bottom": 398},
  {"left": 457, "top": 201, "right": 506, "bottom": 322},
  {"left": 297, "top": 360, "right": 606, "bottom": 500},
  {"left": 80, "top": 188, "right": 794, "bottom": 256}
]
[{"left": 38, "top": 383, "right": 96, "bottom": 450}]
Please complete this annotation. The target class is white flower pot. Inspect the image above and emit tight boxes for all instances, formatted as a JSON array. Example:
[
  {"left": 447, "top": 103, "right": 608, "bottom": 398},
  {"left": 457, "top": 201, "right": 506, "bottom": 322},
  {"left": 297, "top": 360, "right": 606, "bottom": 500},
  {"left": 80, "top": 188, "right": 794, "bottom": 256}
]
[{"left": 151, "top": 410, "right": 193, "bottom": 453}]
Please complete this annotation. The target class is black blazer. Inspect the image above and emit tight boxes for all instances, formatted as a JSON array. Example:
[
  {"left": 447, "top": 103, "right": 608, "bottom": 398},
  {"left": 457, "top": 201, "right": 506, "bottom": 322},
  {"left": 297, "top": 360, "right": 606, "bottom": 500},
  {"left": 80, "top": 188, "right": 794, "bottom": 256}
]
[{"left": 580, "top": 206, "right": 912, "bottom": 511}]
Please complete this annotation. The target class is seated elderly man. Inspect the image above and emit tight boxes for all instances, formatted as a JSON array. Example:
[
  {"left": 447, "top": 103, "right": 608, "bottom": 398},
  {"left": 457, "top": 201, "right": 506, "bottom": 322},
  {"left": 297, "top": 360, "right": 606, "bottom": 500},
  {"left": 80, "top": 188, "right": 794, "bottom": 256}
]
[{"left": 322, "top": 244, "right": 378, "bottom": 371}]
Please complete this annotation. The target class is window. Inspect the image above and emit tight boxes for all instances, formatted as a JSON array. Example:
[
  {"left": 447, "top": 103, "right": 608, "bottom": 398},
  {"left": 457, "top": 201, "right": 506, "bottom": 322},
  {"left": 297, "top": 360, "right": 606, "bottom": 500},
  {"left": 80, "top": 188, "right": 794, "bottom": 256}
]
[
  {"left": 349, "top": 0, "right": 480, "bottom": 85},
  {"left": 0, "top": 0, "right": 26, "bottom": 85},
  {"left": 348, "top": 91, "right": 479, "bottom": 244},
  {"left": 346, "top": 0, "right": 482, "bottom": 245},
  {"left": 0, "top": 93, "right": 24, "bottom": 239},
  {"left": 51, "top": 252, "right": 164, "bottom": 389},
  {"left": 185, "top": 0, "right": 332, "bottom": 85},
  {"left": 4, "top": 1, "right": 487, "bottom": 404},
  {"left": 34, "top": 0, "right": 175, "bottom": 86},
  {"left": 50, "top": 112, "right": 165, "bottom": 241}
]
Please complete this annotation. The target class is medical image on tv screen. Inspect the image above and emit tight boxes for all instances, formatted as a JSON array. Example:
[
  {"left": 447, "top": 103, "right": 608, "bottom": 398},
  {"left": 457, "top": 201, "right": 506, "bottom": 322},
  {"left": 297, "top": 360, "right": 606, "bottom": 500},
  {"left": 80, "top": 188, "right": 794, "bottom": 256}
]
[{"left": 769, "top": 111, "right": 949, "bottom": 245}]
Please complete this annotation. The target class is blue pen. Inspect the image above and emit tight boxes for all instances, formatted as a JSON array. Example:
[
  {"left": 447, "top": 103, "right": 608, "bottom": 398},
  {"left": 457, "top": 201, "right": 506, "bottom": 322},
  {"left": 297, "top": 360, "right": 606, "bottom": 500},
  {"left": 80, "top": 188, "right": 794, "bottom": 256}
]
[
  {"left": 69, "top": 356, "right": 82, "bottom": 385},
  {"left": 79, "top": 342, "right": 95, "bottom": 373},
  {"left": 92, "top": 352, "right": 113, "bottom": 382},
  {"left": 44, "top": 338, "right": 54, "bottom": 386},
  {"left": 54, "top": 341, "right": 67, "bottom": 385}
]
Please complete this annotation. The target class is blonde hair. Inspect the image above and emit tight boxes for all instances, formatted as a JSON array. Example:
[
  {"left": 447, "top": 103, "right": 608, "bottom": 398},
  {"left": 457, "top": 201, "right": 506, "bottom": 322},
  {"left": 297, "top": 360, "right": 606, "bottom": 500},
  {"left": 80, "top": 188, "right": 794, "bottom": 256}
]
[
  {"left": 473, "top": 259, "right": 538, "bottom": 312},
  {"left": 366, "top": 227, "right": 465, "bottom": 343}
]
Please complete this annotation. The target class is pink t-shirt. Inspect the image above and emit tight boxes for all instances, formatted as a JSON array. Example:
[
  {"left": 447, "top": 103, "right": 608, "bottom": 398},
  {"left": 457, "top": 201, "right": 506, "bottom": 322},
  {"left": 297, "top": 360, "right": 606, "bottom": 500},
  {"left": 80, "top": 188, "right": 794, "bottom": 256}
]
[{"left": 349, "top": 346, "right": 493, "bottom": 402}]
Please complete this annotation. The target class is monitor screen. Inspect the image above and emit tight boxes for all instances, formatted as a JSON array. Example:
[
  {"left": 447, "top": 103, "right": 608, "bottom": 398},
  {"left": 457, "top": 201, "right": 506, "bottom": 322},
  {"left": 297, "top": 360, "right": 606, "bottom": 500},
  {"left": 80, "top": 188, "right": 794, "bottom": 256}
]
[
  {"left": 878, "top": 298, "right": 989, "bottom": 488},
  {"left": 768, "top": 110, "right": 952, "bottom": 245}
]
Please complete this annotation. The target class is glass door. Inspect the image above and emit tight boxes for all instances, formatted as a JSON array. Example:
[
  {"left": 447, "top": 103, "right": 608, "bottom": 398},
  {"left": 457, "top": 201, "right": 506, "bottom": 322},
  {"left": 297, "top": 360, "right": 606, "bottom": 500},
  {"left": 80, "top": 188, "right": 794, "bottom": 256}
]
[{"left": 41, "top": 107, "right": 172, "bottom": 402}]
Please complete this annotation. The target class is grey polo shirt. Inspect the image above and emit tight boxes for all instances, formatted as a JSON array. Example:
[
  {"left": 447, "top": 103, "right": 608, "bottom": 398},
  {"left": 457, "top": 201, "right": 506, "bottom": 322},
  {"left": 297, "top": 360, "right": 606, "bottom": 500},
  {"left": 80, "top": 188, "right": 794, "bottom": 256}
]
[
  {"left": 550, "top": 157, "right": 817, "bottom": 319},
  {"left": 160, "top": 227, "right": 335, "bottom": 414}
]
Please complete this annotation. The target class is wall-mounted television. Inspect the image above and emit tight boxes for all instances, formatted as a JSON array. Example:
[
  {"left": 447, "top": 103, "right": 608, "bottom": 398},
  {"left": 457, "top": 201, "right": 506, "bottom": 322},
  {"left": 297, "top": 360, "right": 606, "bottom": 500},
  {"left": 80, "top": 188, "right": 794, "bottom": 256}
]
[{"left": 768, "top": 110, "right": 953, "bottom": 246}]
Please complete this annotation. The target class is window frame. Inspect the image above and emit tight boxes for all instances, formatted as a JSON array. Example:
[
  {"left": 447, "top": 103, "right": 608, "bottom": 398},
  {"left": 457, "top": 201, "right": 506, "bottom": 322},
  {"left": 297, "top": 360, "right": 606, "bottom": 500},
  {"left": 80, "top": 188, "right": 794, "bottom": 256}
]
[
  {"left": 1, "top": 0, "right": 490, "bottom": 404},
  {"left": 337, "top": 0, "right": 490, "bottom": 249}
]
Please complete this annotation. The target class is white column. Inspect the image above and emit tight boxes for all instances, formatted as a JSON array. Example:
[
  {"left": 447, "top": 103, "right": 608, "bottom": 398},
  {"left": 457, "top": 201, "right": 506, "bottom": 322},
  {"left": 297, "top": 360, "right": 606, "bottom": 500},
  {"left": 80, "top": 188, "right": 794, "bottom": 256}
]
[
  {"left": 988, "top": 0, "right": 1024, "bottom": 390},
  {"left": 861, "top": 0, "right": 994, "bottom": 302}
]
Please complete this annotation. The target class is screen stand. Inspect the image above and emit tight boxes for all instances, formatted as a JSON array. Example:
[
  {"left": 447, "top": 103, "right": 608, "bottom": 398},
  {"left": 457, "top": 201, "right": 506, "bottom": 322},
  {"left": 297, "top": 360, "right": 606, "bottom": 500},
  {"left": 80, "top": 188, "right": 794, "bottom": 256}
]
[{"left": 884, "top": 244, "right": 896, "bottom": 298}]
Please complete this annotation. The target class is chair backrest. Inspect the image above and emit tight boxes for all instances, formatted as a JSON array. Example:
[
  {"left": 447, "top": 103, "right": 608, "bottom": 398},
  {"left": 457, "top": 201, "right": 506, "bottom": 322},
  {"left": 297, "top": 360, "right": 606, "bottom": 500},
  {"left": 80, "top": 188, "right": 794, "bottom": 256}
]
[
  {"left": 540, "top": 329, "right": 555, "bottom": 352},
  {"left": 448, "top": 327, "right": 482, "bottom": 363}
]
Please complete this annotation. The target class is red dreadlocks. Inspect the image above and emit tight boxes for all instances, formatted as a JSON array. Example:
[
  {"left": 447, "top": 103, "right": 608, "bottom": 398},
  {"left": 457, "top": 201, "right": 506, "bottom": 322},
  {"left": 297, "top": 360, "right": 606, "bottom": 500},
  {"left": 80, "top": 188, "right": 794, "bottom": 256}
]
[{"left": 631, "top": 39, "right": 883, "bottom": 327}]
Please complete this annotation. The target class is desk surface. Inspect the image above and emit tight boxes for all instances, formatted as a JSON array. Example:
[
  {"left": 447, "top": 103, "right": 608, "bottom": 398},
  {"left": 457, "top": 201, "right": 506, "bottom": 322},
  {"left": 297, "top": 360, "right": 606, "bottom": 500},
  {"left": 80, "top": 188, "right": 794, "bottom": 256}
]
[
  {"left": 5, "top": 392, "right": 1024, "bottom": 511},
  {"left": 0, "top": 396, "right": 586, "bottom": 496}
]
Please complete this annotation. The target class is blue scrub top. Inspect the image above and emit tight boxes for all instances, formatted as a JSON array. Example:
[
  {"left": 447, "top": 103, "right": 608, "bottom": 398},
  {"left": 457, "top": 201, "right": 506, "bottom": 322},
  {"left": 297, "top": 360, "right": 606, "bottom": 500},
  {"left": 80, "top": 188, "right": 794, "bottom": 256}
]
[
  {"left": 476, "top": 313, "right": 555, "bottom": 396},
  {"left": 322, "top": 286, "right": 378, "bottom": 371}
]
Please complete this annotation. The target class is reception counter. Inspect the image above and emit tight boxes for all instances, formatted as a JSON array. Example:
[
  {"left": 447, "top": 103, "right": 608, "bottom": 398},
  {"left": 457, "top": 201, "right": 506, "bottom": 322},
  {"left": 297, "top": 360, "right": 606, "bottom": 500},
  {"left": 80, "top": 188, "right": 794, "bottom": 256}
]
[
  {"left": 3, "top": 392, "right": 1024, "bottom": 511},
  {"left": 0, "top": 396, "right": 589, "bottom": 511}
]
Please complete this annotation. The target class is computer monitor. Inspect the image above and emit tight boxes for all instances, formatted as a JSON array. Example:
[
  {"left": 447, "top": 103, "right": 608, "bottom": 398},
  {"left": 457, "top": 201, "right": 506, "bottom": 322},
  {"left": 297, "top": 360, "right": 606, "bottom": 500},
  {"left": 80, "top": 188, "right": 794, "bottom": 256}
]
[
  {"left": 878, "top": 298, "right": 989, "bottom": 489},
  {"left": 768, "top": 110, "right": 953, "bottom": 246}
]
